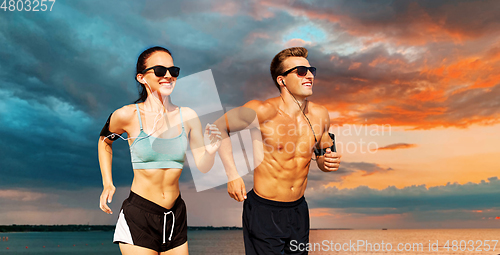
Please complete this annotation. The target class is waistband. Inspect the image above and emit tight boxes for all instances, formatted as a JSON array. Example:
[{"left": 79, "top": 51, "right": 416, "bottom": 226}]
[
  {"left": 247, "top": 189, "right": 305, "bottom": 208},
  {"left": 126, "top": 191, "right": 182, "bottom": 215}
]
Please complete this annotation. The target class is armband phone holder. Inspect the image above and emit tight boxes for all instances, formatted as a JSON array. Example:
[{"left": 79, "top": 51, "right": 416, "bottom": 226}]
[
  {"left": 313, "top": 133, "right": 336, "bottom": 157},
  {"left": 100, "top": 113, "right": 120, "bottom": 141}
]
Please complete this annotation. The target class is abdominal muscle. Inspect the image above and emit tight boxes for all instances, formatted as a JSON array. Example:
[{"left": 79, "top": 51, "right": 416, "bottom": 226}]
[
  {"left": 253, "top": 153, "right": 311, "bottom": 202},
  {"left": 130, "top": 168, "right": 182, "bottom": 209}
]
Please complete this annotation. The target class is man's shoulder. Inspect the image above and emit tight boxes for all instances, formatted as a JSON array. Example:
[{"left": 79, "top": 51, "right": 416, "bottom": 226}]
[
  {"left": 308, "top": 101, "right": 330, "bottom": 120},
  {"left": 243, "top": 98, "right": 275, "bottom": 109},
  {"left": 243, "top": 98, "right": 279, "bottom": 119}
]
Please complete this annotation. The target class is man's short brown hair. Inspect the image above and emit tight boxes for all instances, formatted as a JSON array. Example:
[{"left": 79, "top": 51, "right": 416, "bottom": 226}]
[{"left": 270, "top": 47, "right": 308, "bottom": 92}]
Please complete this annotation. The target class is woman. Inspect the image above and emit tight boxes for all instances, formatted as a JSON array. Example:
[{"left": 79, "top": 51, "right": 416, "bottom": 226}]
[{"left": 98, "top": 46, "right": 221, "bottom": 255}]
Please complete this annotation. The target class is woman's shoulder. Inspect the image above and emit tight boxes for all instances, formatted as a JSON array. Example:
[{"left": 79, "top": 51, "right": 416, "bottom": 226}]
[
  {"left": 179, "top": 106, "right": 198, "bottom": 119},
  {"left": 179, "top": 107, "right": 200, "bottom": 131},
  {"left": 111, "top": 104, "right": 138, "bottom": 125}
]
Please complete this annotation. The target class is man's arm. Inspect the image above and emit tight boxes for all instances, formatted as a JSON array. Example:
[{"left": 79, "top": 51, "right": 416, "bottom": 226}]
[
  {"left": 213, "top": 101, "right": 262, "bottom": 202},
  {"left": 315, "top": 106, "right": 341, "bottom": 172}
]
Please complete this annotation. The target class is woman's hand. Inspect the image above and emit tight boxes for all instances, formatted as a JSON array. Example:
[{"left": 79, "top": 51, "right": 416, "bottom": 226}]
[
  {"left": 99, "top": 185, "right": 116, "bottom": 214},
  {"left": 204, "top": 123, "right": 222, "bottom": 154}
]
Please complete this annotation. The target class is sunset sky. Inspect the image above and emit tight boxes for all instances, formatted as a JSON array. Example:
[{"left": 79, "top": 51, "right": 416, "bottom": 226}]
[{"left": 0, "top": 0, "right": 499, "bottom": 229}]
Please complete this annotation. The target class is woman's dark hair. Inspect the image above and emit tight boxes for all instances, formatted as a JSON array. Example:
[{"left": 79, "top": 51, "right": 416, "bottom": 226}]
[{"left": 134, "top": 46, "right": 173, "bottom": 103}]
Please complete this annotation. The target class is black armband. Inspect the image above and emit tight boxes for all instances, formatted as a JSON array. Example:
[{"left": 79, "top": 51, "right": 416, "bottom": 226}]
[
  {"left": 314, "top": 133, "right": 336, "bottom": 157},
  {"left": 100, "top": 113, "right": 121, "bottom": 141}
]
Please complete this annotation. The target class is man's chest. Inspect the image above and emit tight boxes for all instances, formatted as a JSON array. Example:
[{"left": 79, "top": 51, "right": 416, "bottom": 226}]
[{"left": 259, "top": 114, "right": 322, "bottom": 153}]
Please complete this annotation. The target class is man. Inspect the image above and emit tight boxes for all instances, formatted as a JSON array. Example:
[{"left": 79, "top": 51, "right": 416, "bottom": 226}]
[{"left": 216, "top": 47, "right": 341, "bottom": 254}]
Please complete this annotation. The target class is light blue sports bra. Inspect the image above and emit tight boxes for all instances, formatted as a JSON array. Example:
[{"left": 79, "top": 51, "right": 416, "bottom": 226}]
[{"left": 130, "top": 104, "right": 188, "bottom": 169}]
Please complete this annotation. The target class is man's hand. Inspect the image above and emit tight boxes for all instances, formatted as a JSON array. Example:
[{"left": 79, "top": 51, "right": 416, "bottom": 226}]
[
  {"left": 322, "top": 148, "right": 341, "bottom": 172},
  {"left": 227, "top": 177, "right": 247, "bottom": 202}
]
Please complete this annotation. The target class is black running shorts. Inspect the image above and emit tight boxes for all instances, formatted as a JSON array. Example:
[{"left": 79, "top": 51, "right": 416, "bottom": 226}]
[
  {"left": 243, "top": 189, "right": 310, "bottom": 255},
  {"left": 113, "top": 191, "right": 188, "bottom": 252}
]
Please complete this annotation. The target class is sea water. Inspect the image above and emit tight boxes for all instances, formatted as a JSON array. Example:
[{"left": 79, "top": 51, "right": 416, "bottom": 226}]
[{"left": 0, "top": 229, "right": 499, "bottom": 254}]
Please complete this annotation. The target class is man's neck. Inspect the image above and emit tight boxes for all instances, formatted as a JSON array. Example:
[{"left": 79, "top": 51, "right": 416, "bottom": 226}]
[{"left": 279, "top": 91, "right": 308, "bottom": 116}]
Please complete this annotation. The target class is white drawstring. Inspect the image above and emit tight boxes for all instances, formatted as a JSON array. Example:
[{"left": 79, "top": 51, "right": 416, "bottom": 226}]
[{"left": 163, "top": 211, "right": 175, "bottom": 244}]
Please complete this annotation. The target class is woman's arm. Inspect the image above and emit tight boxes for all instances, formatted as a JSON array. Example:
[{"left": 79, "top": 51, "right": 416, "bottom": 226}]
[
  {"left": 98, "top": 136, "right": 116, "bottom": 214},
  {"left": 98, "top": 108, "right": 128, "bottom": 214},
  {"left": 184, "top": 107, "right": 221, "bottom": 173}
]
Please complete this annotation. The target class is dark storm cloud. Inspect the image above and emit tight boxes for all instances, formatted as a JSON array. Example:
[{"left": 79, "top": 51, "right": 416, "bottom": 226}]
[
  {"left": 0, "top": 0, "right": 317, "bottom": 190},
  {"left": 263, "top": 0, "right": 500, "bottom": 43}
]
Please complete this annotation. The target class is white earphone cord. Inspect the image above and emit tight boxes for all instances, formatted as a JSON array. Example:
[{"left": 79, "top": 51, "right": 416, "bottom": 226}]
[
  {"left": 103, "top": 79, "right": 171, "bottom": 143},
  {"left": 282, "top": 84, "right": 319, "bottom": 145}
]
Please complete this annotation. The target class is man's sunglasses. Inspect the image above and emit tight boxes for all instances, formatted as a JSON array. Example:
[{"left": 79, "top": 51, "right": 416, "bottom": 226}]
[
  {"left": 141, "top": 66, "right": 180, "bottom": 78},
  {"left": 281, "top": 66, "right": 317, "bottom": 77}
]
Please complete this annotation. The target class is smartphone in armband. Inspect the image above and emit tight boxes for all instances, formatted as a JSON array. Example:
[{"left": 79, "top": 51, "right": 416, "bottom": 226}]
[
  {"left": 329, "top": 133, "right": 337, "bottom": 153},
  {"left": 313, "top": 133, "right": 337, "bottom": 157}
]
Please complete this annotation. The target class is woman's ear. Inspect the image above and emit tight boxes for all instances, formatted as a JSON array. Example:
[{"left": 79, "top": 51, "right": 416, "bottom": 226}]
[{"left": 136, "top": 73, "right": 144, "bottom": 84}]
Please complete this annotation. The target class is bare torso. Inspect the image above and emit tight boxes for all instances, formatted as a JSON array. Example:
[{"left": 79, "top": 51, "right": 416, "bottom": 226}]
[
  {"left": 251, "top": 97, "right": 327, "bottom": 202},
  {"left": 124, "top": 103, "right": 185, "bottom": 209},
  {"left": 130, "top": 169, "right": 181, "bottom": 209}
]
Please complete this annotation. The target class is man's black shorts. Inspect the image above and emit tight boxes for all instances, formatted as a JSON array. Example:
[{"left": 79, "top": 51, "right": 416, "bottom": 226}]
[
  {"left": 113, "top": 191, "right": 188, "bottom": 252},
  {"left": 243, "top": 189, "right": 310, "bottom": 255}
]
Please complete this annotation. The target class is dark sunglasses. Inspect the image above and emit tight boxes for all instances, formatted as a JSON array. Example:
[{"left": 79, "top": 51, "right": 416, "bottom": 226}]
[
  {"left": 281, "top": 66, "right": 317, "bottom": 77},
  {"left": 141, "top": 65, "right": 180, "bottom": 78}
]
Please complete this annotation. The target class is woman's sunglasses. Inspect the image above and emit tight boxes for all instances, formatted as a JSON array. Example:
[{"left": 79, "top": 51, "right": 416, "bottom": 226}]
[
  {"left": 141, "top": 66, "right": 180, "bottom": 78},
  {"left": 281, "top": 66, "right": 317, "bottom": 77}
]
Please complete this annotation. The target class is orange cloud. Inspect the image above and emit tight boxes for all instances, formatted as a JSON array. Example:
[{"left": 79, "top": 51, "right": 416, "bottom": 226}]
[
  {"left": 350, "top": 77, "right": 368, "bottom": 82},
  {"left": 368, "top": 57, "right": 407, "bottom": 67},
  {"left": 421, "top": 54, "right": 500, "bottom": 91},
  {"left": 348, "top": 62, "right": 362, "bottom": 70},
  {"left": 309, "top": 208, "right": 335, "bottom": 218},
  {"left": 411, "top": 89, "right": 447, "bottom": 102},
  {"left": 237, "top": 0, "right": 500, "bottom": 130},
  {"left": 317, "top": 43, "right": 500, "bottom": 129},
  {"left": 378, "top": 143, "right": 417, "bottom": 151}
]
